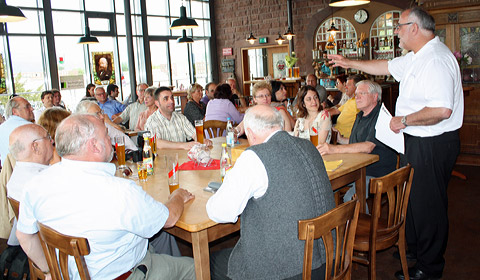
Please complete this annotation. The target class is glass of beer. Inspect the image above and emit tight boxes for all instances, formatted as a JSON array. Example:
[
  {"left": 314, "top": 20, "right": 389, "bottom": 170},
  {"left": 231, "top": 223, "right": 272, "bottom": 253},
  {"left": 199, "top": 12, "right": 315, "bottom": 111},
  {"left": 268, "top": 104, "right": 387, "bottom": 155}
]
[
  {"left": 149, "top": 134, "right": 157, "bottom": 156},
  {"left": 310, "top": 126, "right": 318, "bottom": 147},
  {"left": 137, "top": 162, "right": 147, "bottom": 182},
  {"left": 115, "top": 136, "right": 126, "bottom": 167},
  {"left": 167, "top": 153, "right": 179, "bottom": 194},
  {"left": 294, "top": 67, "right": 300, "bottom": 78},
  {"left": 195, "top": 120, "right": 204, "bottom": 144}
]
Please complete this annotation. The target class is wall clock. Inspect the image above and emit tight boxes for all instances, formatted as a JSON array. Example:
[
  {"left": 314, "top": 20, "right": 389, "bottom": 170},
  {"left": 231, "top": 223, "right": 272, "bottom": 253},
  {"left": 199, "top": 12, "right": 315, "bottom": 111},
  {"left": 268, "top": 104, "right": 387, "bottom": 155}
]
[{"left": 354, "top": 9, "right": 369, "bottom": 24}]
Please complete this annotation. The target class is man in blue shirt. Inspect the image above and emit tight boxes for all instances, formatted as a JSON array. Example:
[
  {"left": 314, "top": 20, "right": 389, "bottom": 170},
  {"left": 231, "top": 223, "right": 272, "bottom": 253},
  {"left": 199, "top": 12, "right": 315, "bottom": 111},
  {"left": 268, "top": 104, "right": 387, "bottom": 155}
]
[
  {"left": 94, "top": 86, "right": 126, "bottom": 120},
  {"left": 0, "top": 96, "right": 35, "bottom": 164}
]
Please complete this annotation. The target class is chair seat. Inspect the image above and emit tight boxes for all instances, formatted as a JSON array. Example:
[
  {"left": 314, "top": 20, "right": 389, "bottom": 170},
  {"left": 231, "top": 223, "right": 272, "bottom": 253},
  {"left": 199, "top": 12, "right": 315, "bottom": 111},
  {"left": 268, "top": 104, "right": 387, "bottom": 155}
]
[{"left": 354, "top": 213, "right": 399, "bottom": 252}]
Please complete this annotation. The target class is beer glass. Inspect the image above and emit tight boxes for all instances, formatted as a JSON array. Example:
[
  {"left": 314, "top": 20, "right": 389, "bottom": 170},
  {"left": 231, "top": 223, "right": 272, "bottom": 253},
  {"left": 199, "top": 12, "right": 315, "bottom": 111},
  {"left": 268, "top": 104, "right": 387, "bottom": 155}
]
[
  {"left": 195, "top": 120, "right": 204, "bottom": 144},
  {"left": 115, "top": 136, "right": 126, "bottom": 167},
  {"left": 149, "top": 134, "right": 157, "bottom": 156},
  {"left": 167, "top": 153, "right": 179, "bottom": 194},
  {"left": 137, "top": 162, "right": 147, "bottom": 182},
  {"left": 309, "top": 125, "right": 318, "bottom": 147}
]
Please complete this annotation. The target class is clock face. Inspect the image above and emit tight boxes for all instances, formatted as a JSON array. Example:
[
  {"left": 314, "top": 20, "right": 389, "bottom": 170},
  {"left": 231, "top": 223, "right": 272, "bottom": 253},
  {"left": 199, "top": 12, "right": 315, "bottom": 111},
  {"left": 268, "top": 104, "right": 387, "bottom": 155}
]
[{"left": 354, "top": 9, "right": 369, "bottom": 24}]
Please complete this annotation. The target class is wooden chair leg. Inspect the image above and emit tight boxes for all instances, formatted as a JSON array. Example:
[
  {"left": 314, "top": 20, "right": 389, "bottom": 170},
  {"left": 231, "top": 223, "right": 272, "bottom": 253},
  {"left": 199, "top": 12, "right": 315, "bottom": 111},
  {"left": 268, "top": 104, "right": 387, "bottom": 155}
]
[
  {"left": 398, "top": 227, "right": 410, "bottom": 280},
  {"left": 368, "top": 248, "right": 376, "bottom": 280}
]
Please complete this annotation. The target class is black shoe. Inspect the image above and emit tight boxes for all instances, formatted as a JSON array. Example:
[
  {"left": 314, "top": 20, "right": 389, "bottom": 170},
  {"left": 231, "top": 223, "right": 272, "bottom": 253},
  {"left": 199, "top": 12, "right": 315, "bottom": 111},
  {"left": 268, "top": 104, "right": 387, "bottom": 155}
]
[
  {"left": 393, "top": 250, "right": 417, "bottom": 261},
  {"left": 395, "top": 267, "right": 442, "bottom": 280}
]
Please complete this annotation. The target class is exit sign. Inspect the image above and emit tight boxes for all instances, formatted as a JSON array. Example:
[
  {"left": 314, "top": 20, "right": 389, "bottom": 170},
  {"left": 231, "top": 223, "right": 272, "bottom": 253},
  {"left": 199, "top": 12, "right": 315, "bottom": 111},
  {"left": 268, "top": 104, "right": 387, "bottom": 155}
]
[{"left": 259, "top": 37, "right": 268, "bottom": 44}]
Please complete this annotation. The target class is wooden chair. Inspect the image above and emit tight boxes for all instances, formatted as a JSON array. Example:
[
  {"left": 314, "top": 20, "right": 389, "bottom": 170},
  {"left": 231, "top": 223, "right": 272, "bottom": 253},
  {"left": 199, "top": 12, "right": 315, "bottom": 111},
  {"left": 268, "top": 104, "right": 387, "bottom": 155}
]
[
  {"left": 298, "top": 199, "right": 360, "bottom": 280},
  {"left": 7, "top": 197, "right": 46, "bottom": 280},
  {"left": 37, "top": 222, "right": 91, "bottom": 280},
  {"left": 203, "top": 120, "right": 227, "bottom": 138},
  {"left": 352, "top": 165, "right": 414, "bottom": 280}
]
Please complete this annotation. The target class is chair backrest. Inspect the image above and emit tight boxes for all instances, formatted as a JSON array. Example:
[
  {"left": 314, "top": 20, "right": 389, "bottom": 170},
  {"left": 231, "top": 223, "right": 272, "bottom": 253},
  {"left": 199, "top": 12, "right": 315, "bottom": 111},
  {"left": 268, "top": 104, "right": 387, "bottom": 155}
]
[
  {"left": 369, "top": 164, "right": 414, "bottom": 247},
  {"left": 8, "top": 197, "right": 19, "bottom": 218},
  {"left": 7, "top": 197, "right": 46, "bottom": 280},
  {"left": 37, "top": 222, "right": 91, "bottom": 280},
  {"left": 203, "top": 120, "right": 227, "bottom": 138},
  {"left": 298, "top": 199, "right": 360, "bottom": 280}
]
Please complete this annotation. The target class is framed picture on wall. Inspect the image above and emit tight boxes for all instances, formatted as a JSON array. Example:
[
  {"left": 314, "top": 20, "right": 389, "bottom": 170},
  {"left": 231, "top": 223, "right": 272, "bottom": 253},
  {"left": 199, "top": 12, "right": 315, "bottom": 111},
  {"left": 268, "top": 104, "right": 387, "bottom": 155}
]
[
  {"left": 92, "top": 51, "right": 116, "bottom": 85},
  {"left": 0, "top": 54, "right": 6, "bottom": 94}
]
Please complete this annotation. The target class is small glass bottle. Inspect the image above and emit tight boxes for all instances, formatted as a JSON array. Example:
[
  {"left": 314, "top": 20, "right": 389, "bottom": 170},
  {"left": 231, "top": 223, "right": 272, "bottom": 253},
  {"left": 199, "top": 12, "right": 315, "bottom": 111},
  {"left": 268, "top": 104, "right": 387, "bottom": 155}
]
[
  {"left": 143, "top": 135, "right": 154, "bottom": 175},
  {"left": 226, "top": 118, "right": 234, "bottom": 147},
  {"left": 220, "top": 143, "right": 232, "bottom": 182}
]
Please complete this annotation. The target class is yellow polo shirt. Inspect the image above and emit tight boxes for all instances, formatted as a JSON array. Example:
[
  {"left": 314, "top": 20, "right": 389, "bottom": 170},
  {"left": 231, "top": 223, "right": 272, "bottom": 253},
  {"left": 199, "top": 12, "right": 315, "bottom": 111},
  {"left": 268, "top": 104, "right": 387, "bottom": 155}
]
[{"left": 335, "top": 97, "right": 359, "bottom": 138}]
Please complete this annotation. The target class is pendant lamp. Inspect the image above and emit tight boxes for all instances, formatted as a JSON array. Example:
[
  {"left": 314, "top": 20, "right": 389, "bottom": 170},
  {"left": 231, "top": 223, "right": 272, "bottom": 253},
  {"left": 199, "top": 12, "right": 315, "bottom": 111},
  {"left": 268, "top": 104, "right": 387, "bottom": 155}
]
[
  {"left": 246, "top": 33, "right": 256, "bottom": 45},
  {"left": 283, "top": 27, "right": 295, "bottom": 41},
  {"left": 0, "top": 0, "right": 26, "bottom": 22},
  {"left": 275, "top": 33, "right": 286, "bottom": 45},
  {"left": 327, "top": 21, "right": 340, "bottom": 35},
  {"left": 329, "top": 0, "right": 370, "bottom": 7},
  {"left": 177, "top": 29, "right": 194, "bottom": 43},
  {"left": 170, "top": 5, "right": 198, "bottom": 30},
  {"left": 78, "top": 26, "right": 99, "bottom": 44}
]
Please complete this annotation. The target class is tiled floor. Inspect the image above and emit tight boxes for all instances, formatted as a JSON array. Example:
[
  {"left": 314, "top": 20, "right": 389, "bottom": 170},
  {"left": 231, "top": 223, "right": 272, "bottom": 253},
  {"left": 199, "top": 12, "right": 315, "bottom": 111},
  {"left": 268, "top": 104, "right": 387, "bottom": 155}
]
[{"left": 2, "top": 164, "right": 479, "bottom": 279}]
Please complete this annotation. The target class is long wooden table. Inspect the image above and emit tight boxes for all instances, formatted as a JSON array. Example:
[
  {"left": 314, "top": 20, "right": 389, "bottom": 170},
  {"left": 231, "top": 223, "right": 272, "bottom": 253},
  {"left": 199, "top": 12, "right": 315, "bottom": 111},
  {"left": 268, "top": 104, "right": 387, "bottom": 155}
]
[{"left": 124, "top": 138, "right": 378, "bottom": 280}]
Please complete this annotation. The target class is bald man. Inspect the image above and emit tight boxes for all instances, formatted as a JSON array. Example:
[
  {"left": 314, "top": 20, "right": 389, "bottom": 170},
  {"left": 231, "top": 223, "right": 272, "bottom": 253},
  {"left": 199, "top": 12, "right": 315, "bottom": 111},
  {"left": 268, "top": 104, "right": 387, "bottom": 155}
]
[
  {"left": 6, "top": 124, "right": 54, "bottom": 247},
  {"left": 0, "top": 96, "right": 35, "bottom": 164}
]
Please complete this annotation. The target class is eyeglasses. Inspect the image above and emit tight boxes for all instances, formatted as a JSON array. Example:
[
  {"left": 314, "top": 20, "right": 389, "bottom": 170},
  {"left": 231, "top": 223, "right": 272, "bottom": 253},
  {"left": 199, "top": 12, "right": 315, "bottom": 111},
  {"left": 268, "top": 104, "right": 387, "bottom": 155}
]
[
  {"left": 255, "top": 94, "right": 271, "bottom": 99},
  {"left": 394, "top": 22, "right": 413, "bottom": 30},
  {"left": 33, "top": 134, "right": 53, "bottom": 143}
]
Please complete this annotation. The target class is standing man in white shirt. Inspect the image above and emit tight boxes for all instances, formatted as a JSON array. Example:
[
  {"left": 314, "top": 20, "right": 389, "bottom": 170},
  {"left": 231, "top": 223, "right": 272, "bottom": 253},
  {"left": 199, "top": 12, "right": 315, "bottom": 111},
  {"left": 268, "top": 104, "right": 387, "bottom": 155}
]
[
  {"left": 207, "top": 105, "right": 335, "bottom": 280},
  {"left": 329, "top": 7, "right": 463, "bottom": 280}
]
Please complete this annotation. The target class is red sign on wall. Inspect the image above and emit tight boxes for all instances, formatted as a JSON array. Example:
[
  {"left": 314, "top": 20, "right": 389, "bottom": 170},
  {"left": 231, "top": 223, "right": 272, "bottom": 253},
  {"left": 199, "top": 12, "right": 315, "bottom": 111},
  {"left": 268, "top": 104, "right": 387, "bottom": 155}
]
[{"left": 222, "top": 48, "right": 233, "bottom": 56}]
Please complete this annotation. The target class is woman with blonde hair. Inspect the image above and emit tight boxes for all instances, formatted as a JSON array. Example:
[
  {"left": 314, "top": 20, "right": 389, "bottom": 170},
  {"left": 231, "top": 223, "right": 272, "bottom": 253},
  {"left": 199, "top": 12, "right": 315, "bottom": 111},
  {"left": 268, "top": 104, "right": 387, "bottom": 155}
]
[
  {"left": 183, "top": 83, "right": 206, "bottom": 126},
  {"left": 294, "top": 85, "right": 331, "bottom": 144},
  {"left": 136, "top": 86, "right": 158, "bottom": 131},
  {"left": 37, "top": 107, "right": 71, "bottom": 164}
]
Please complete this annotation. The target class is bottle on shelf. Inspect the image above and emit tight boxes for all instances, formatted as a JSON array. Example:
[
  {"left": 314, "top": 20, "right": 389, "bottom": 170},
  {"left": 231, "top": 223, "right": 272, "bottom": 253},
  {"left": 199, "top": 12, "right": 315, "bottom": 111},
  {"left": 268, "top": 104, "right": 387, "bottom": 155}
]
[
  {"left": 220, "top": 143, "right": 232, "bottom": 182},
  {"left": 226, "top": 118, "right": 234, "bottom": 147},
  {"left": 143, "top": 135, "right": 154, "bottom": 175}
]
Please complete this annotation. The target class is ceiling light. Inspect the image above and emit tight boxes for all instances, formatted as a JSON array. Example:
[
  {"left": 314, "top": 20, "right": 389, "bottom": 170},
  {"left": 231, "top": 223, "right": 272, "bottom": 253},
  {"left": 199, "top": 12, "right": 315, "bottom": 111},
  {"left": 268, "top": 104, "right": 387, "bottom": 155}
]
[
  {"left": 177, "top": 29, "right": 194, "bottom": 44},
  {"left": 327, "top": 22, "right": 340, "bottom": 35},
  {"left": 329, "top": 0, "right": 370, "bottom": 7},
  {"left": 78, "top": 26, "right": 99, "bottom": 44},
  {"left": 246, "top": 33, "right": 256, "bottom": 45},
  {"left": 276, "top": 34, "right": 286, "bottom": 45},
  {"left": 0, "top": 0, "right": 26, "bottom": 22},
  {"left": 170, "top": 5, "right": 198, "bottom": 30},
  {"left": 284, "top": 27, "right": 295, "bottom": 41}
]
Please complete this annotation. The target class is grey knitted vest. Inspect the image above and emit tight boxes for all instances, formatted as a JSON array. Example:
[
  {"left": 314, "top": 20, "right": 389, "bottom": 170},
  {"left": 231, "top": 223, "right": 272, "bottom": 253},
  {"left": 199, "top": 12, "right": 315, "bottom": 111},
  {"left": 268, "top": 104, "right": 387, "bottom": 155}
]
[{"left": 227, "top": 131, "right": 335, "bottom": 280}]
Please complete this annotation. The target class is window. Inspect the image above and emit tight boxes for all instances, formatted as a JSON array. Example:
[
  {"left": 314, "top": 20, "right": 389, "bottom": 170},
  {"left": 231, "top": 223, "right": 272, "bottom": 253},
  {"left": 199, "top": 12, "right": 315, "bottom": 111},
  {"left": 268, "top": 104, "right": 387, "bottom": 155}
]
[
  {"left": 315, "top": 17, "right": 358, "bottom": 58},
  {"left": 369, "top": 11, "right": 402, "bottom": 60}
]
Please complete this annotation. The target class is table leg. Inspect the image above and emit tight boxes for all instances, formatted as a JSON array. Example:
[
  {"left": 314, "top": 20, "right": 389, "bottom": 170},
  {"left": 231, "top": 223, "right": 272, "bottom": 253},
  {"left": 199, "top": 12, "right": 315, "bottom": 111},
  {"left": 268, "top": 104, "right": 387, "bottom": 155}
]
[
  {"left": 355, "top": 167, "right": 367, "bottom": 213},
  {"left": 191, "top": 229, "right": 210, "bottom": 280}
]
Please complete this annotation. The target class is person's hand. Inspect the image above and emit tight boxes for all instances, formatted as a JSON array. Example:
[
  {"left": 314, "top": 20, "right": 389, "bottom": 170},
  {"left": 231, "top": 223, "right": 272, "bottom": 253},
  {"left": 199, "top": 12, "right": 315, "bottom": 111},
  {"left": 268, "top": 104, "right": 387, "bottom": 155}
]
[
  {"left": 171, "top": 188, "right": 195, "bottom": 203},
  {"left": 204, "top": 139, "right": 213, "bottom": 148},
  {"left": 327, "top": 54, "right": 351, "bottom": 69},
  {"left": 390, "top": 116, "right": 405, "bottom": 134},
  {"left": 317, "top": 143, "right": 332, "bottom": 156},
  {"left": 182, "top": 141, "right": 199, "bottom": 150}
]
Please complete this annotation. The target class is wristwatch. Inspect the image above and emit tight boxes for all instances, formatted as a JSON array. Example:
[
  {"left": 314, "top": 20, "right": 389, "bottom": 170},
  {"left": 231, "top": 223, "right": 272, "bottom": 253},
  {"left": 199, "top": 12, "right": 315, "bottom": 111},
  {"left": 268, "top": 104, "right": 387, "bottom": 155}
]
[{"left": 401, "top": 115, "right": 408, "bottom": 127}]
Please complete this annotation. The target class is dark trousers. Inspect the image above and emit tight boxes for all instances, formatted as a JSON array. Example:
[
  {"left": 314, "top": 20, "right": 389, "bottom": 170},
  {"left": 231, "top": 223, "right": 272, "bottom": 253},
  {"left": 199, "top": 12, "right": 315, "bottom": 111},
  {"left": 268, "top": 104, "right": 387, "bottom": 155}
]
[
  {"left": 210, "top": 248, "right": 326, "bottom": 280},
  {"left": 401, "top": 130, "right": 459, "bottom": 276}
]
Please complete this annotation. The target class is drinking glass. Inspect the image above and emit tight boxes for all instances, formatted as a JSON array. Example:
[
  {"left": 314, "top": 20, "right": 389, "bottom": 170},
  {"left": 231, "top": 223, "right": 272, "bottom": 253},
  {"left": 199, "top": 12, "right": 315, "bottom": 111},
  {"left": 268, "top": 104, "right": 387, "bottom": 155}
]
[
  {"left": 137, "top": 162, "right": 148, "bottom": 182},
  {"left": 115, "top": 136, "right": 126, "bottom": 167},
  {"left": 309, "top": 125, "right": 318, "bottom": 147},
  {"left": 167, "top": 153, "right": 179, "bottom": 194},
  {"left": 195, "top": 120, "right": 204, "bottom": 144}
]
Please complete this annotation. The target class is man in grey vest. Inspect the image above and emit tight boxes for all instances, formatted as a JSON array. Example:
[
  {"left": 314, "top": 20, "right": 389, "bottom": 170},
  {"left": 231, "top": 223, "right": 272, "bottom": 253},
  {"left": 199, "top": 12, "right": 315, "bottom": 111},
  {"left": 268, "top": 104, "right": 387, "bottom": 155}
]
[{"left": 206, "top": 105, "right": 335, "bottom": 280}]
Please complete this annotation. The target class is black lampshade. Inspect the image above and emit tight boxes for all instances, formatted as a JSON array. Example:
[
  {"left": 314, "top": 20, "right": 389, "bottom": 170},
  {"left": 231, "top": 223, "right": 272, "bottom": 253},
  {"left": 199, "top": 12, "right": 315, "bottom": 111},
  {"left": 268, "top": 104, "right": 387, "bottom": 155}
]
[
  {"left": 275, "top": 33, "right": 285, "bottom": 45},
  {"left": 327, "top": 22, "right": 340, "bottom": 34},
  {"left": 283, "top": 28, "right": 295, "bottom": 41},
  {"left": 170, "top": 6, "right": 198, "bottom": 30},
  {"left": 329, "top": 0, "right": 370, "bottom": 7},
  {"left": 0, "top": 0, "right": 26, "bottom": 22},
  {"left": 78, "top": 26, "right": 99, "bottom": 44},
  {"left": 177, "top": 29, "right": 194, "bottom": 44},
  {"left": 246, "top": 33, "right": 256, "bottom": 45}
]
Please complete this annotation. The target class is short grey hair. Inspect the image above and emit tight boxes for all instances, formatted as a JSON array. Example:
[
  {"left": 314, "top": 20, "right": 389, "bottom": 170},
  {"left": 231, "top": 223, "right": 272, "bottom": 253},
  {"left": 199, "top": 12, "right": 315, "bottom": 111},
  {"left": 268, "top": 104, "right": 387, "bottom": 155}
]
[
  {"left": 144, "top": 86, "right": 156, "bottom": 97},
  {"left": 137, "top": 83, "right": 148, "bottom": 91},
  {"left": 407, "top": 7, "right": 435, "bottom": 33},
  {"left": 356, "top": 80, "right": 382, "bottom": 102},
  {"left": 75, "top": 100, "right": 98, "bottom": 114},
  {"left": 244, "top": 105, "right": 284, "bottom": 135},
  {"left": 55, "top": 115, "right": 97, "bottom": 157},
  {"left": 5, "top": 97, "right": 23, "bottom": 119},
  {"left": 8, "top": 124, "right": 45, "bottom": 161}
]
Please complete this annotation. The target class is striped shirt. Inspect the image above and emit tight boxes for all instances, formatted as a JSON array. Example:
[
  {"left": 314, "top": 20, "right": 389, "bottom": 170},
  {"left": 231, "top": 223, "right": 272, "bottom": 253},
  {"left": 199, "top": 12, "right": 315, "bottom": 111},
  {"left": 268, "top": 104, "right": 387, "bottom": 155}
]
[{"left": 144, "top": 110, "right": 195, "bottom": 142}]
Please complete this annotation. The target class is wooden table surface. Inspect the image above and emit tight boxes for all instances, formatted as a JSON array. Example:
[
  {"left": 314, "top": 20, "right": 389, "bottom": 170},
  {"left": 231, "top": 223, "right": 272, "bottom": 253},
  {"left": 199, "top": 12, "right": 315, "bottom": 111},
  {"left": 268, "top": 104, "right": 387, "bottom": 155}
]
[{"left": 119, "top": 137, "right": 378, "bottom": 279}]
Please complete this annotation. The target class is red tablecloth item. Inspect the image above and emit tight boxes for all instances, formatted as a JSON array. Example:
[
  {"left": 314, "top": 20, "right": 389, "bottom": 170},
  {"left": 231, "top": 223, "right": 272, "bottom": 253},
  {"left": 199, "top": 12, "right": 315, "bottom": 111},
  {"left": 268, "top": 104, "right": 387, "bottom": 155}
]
[{"left": 179, "top": 159, "right": 220, "bottom": 170}]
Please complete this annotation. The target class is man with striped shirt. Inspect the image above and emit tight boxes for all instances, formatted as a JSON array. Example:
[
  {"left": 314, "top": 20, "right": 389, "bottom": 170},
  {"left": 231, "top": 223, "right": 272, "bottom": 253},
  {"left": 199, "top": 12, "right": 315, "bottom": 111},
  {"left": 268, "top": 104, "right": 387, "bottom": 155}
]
[{"left": 145, "top": 87, "right": 211, "bottom": 150}]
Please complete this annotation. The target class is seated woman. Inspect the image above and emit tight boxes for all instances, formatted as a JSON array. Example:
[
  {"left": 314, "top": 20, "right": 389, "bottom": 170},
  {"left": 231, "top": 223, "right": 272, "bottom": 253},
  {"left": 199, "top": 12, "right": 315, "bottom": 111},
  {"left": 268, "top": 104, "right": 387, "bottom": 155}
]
[
  {"left": 205, "top": 84, "right": 244, "bottom": 124},
  {"left": 294, "top": 85, "right": 331, "bottom": 144},
  {"left": 236, "top": 81, "right": 293, "bottom": 135},
  {"left": 136, "top": 86, "right": 158, "bottom": 131},
  {"left": 270, "top": 80, "right": 295, "bottom": 129},
  {"left": 183, "top": 83, "right": 206, "bottom": 126},
  {"left": 37, "top": 107, "right": 71, "bottom": 164}
]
